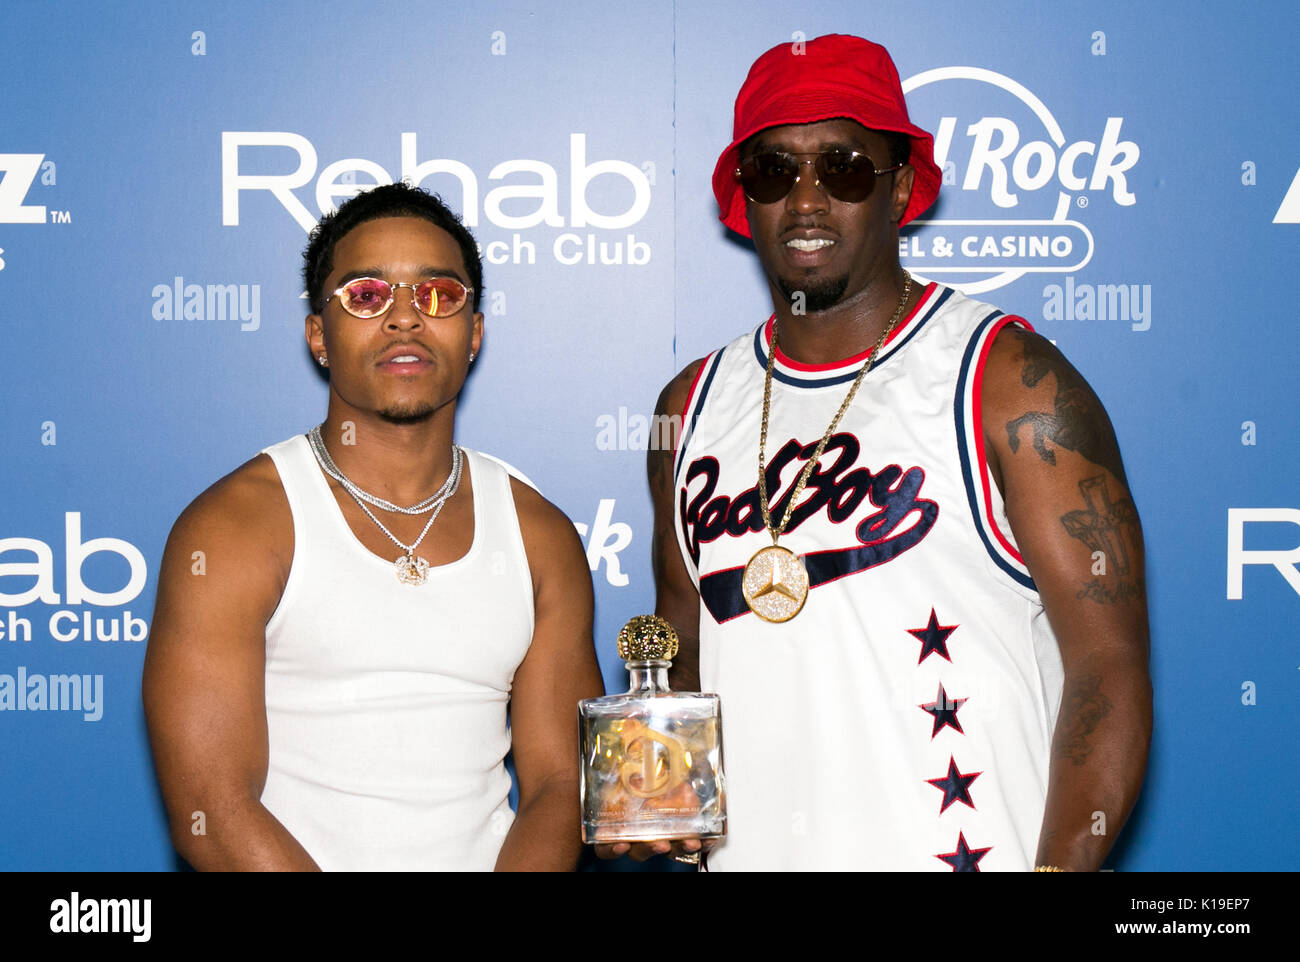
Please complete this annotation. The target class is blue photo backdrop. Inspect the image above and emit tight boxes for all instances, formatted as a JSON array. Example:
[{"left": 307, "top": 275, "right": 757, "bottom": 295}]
[{"left": 1, "top": 0, "right": 1296, "bottom": 870}]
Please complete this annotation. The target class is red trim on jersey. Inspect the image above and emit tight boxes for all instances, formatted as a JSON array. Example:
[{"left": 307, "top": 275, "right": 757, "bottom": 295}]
[
  {"left": 764, "top": 281, "right": 938, "bottom": 372},
  {"left": 675, "top": 353, "right": 714, "bottom": 455},
  {"left": 972, "top": 316, "right": 1032, "bottom": 565}
]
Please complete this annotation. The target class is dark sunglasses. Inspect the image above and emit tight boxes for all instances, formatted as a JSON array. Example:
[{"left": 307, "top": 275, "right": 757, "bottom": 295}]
[
  {"left": 325, "top": 276, "right": 473, "bottom": 319},
  {"left": 734, "top": 149, "right": 903, "bottom": 204}
]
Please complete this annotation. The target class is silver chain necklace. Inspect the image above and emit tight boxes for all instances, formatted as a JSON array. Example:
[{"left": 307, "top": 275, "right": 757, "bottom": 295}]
[
  {"left": 308, "top": 424, "right": 461, "bottom": 514},
  {"left": 306, "top": 424, "right": 464, "bottom": 586}
]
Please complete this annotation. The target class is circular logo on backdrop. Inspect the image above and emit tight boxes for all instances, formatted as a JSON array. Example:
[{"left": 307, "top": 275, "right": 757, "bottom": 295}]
[{"left": 902, "top": 67, "right": 1140, "bottom": 295}]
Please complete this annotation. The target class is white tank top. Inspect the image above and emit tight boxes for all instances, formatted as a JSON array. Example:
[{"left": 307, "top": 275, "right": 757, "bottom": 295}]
[
  {"left": 674, "top": 283, "right": 1064, "bottom": 871},
  {"left": 259, "top": 435, "right": 534, "bottom": 871}
]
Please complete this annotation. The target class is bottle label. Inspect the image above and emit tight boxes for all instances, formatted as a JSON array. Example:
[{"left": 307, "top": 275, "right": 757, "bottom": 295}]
[{"left": 619, "top": 721, "right": 689, "bottom": 798}]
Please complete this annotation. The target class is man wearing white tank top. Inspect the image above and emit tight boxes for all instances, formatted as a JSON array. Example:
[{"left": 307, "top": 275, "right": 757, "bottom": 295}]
[
  {"left": 144, "top": 183, "right": 602, "bottom": 871},
  {"left": 638, "top": 35, "right": 1153, "bottom": 871}
]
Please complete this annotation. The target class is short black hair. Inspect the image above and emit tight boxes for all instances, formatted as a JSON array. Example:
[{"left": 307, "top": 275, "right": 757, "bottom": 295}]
[{"left": 302, "top": 182, "right": 483, "bottom": 314}]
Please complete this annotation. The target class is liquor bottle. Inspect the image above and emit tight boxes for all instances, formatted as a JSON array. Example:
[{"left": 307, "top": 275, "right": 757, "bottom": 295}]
[{"left": 579, "top": 615, "right": 726, "bottom": 844}]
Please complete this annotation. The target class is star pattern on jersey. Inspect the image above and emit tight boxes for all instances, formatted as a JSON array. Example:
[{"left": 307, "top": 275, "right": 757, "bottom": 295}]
[
  {"left": 906, "top": 608, "right": 959, "bottom": 664},
  {"left": 936, "top": 831, "right": 992, "bottom": 872},
  {"left": 919, "top": 683, "right": 967, "bottom": 738},
  {"left": 926, "top": 755, "right": 981, "bottom": 814}
]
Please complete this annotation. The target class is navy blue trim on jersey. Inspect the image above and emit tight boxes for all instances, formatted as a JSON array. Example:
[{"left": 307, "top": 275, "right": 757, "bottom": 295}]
[
  {"left": 698, "top": 512, "right": 938, "bottom": 623},
  {"left": 752, "top": 286, "right": 954, "bottom": 388},
  {"left": 953, "top": 312, "right": 1037, "bottom": 591},
  {"left": 674, "top": 349, "right": 725, "bottom": 486}
]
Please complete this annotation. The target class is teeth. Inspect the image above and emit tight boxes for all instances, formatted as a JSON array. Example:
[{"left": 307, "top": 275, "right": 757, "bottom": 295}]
[
  {"left": 392, "top": 355, "right": 420, "bottom": 362},
  {"left": 787, "top": 238, "right": 833, "bottom": 251}
]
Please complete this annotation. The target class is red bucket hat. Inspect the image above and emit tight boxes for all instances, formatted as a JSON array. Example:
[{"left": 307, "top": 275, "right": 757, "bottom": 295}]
[{"left": 712, "top": 34, "right": 941, "bottom": 237}]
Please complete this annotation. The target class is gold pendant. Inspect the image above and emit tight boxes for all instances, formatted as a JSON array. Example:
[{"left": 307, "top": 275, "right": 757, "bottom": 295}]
[
  {"left": 395, "top": 553, "right": 430, "bottom": 586},
  {"left": 742, "top": 544, "right": 809, "bottom": 622}
]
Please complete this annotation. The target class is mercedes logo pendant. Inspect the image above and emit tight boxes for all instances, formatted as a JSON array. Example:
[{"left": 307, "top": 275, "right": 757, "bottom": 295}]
[{"left": 742, "top": 544, "right": 809, "bottom": 622}]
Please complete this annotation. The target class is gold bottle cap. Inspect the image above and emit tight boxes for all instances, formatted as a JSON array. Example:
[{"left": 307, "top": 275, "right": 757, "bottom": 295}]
[{"left": 617, "top": 614, "right": 679, "bottom": 661}]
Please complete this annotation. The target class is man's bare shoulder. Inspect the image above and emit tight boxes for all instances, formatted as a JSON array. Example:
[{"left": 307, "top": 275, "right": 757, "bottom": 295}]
[
  {"left": 506, "top": 475, "right": 585, "bottom": 567},
  {"left": 646, "top": 358, "right": 707, "bottom": 502},
  {"left": 163, "top": 453, "right": 293, "bottom": 583},
  {"left": 656, "top": 358, "right": 708, "bottom": 422},
  {"left": 980, "top": 324, "right": 1128, "bottom": 488},
  {"left": 148, "top": 451, "right": 295, "bottom": 712},
  {"left": 504, "top": 475, "right": 595, "bottom": 655}
]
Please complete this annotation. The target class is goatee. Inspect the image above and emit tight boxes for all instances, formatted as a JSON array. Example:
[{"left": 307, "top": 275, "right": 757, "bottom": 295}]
[
  {"left": 377, "top": 402, "right": 437, "bottom": 425},
  {"left": 777, "top": 274, "right": 849, "bottom": 314}
]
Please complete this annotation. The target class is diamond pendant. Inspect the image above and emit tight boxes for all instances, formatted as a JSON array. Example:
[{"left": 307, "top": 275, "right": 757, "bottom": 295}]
[
  {"left": 395, "top": 553, "right": 430, "bottom": 586},
  {"left": 742, "top": 544, "right": 809, "bottom": 622}
]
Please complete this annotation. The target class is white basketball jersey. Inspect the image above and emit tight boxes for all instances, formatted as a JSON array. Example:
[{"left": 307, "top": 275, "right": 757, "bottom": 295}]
[{"left": 673, "top": 282, "right": 1064, "bottom": 872}]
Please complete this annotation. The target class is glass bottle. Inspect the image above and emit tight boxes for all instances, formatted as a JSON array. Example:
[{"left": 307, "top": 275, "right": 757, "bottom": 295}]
[{"left": 579, "top": 615, "right": 726, "bottom": 844}]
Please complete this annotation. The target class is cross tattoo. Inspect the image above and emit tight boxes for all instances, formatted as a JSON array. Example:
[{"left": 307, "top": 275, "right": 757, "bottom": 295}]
[{"left": 1060, "top": 475, "right": 1137, "bottom": 576}]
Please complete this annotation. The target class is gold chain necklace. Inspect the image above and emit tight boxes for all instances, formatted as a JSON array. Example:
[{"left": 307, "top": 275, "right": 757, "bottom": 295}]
[{"left": 743, "top": 271, "right": 913, "bottom": 622}]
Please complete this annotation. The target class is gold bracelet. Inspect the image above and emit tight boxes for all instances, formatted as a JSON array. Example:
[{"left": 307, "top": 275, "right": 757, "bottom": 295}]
[{"left": 1034, "top": 865, "right": 1065, "bottom": 872}]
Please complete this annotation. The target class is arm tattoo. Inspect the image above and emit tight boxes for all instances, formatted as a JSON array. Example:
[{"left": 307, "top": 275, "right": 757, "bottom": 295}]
[
  {"left": 1077, "top": 579, "right": 1144, "bottom": 605},
  {"left": 1061, "top": 474, "right": 1145, "bottom": 605},
  {"left": 1059, "top": 675, "right": 1112, "bottom": 766},
  {"left": 1004, "top": 330, "right": 1127, "bottom": 483}
]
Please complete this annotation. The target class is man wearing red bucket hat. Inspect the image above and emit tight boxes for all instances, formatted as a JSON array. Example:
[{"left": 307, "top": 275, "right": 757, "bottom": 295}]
[{"left": 641, "top": 35, "right": 1151, "bottom": 871}]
